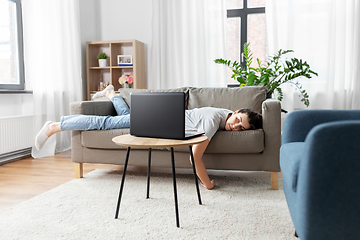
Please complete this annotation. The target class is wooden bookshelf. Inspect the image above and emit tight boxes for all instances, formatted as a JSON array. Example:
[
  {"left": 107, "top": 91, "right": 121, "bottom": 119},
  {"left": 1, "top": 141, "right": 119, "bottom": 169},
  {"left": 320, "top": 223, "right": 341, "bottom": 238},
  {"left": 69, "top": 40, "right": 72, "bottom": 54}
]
[{"left": 86, "top": 40, "right": 146, "bottom": 100}]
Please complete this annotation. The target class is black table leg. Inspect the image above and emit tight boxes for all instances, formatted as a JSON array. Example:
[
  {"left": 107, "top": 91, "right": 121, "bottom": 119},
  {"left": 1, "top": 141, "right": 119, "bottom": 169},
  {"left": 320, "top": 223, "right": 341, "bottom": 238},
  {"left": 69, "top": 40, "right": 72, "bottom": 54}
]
[
  {"left": 115, "top": 146, "right": 131, "bottom": 219},
  {"left": 147, "top": 148, "right": 151, "bottom": 199},
  {"left": 170, "top": 147, "right": 180, "bottom": 228},
  {"left": 189, "top": 145, "right": 202, "bottom": 205}
]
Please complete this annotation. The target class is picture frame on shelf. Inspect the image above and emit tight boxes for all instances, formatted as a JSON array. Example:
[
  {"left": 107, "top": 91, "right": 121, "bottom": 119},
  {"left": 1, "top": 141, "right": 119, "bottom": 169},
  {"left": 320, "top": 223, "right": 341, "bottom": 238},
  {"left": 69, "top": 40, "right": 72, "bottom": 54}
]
[{"left": 117, "top": 55, "right": 133, "bottom": 66}]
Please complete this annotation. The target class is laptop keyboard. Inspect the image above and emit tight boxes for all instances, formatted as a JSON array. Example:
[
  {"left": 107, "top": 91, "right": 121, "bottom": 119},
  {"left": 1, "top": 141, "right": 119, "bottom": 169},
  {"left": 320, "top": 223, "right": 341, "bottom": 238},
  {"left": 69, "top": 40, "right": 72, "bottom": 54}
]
[{"left": 185, "top": 131, "right": 201, "bottom": 137}]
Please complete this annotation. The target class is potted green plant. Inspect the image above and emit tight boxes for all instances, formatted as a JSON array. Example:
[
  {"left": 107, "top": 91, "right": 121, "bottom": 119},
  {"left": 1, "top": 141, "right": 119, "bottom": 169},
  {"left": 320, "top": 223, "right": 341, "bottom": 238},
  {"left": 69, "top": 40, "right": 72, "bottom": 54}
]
[
  {"left": 215, "top": 43, "right": 318, "bottom": 107},
  {"left": 97, "top": 52, "right": 108, "bottom": 67}
]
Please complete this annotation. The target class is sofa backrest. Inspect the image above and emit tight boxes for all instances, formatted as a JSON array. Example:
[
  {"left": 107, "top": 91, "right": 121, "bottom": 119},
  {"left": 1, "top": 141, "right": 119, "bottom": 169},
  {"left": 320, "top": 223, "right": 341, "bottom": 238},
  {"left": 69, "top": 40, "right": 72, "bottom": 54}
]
[
  {"left": 118, "top": 87, "right": 189, "bottom": 108},
  {"left": 187, "top": 86, "right": 266, "bottom": 114},
  {"left": 118, "top": 86, "right": 266, "bottom": 114}
]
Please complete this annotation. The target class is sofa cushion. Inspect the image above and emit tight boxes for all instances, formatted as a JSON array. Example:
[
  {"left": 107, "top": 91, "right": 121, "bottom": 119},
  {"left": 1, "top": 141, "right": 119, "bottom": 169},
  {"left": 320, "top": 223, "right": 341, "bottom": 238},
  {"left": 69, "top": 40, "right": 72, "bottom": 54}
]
[
  {"left": 81, "top": 128, "right": 264, "bottom": 154},
  {"left": 172, "top": 129, "right": 264, "bottom": 154},
  {"left": 81, "top": 129, "right": 167, "bottom": 150},
  {"left": 187, "top": 86, "right": 266, "bottom": 114},
  {"left": 280, "top": 142, "right": 304, "bottom": 192},
  {"left": 118, "top": 87, "right": 189, "bottom": 109}
]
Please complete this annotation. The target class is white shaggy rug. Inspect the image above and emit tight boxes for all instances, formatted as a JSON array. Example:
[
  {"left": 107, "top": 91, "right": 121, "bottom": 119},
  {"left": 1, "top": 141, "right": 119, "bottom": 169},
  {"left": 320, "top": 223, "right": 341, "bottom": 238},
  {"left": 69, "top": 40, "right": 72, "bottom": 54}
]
[{"left": 0, "top": 169, "right": 297, "bottom": 240}]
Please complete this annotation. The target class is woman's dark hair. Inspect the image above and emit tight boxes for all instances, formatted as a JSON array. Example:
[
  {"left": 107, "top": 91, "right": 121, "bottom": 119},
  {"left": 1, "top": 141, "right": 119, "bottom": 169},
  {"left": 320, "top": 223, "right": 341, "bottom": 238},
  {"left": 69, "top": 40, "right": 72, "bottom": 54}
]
[{"left": 238, "top": 108, "right": 262, "bottom": 130}]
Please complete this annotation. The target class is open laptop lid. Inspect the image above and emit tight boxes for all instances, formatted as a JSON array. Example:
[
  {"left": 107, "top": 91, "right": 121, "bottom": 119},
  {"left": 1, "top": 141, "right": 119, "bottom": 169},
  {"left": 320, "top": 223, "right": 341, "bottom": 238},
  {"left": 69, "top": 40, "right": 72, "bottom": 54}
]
[{"left": 130, "top": 92, "right": 186, "bottom": 139}]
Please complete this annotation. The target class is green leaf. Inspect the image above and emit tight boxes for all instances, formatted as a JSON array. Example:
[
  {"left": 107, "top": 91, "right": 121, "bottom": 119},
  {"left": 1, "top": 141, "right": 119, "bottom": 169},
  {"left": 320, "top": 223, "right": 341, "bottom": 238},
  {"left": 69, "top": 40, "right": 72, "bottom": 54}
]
[
  {"left": 237, "top": 77, "right": 245, "bottom": 85},
  {"left": 246, "top": 72, "right": 258, "bottom": 86},
  {"left": 243, "top": 42, "right": 253, "bottom": 70}
]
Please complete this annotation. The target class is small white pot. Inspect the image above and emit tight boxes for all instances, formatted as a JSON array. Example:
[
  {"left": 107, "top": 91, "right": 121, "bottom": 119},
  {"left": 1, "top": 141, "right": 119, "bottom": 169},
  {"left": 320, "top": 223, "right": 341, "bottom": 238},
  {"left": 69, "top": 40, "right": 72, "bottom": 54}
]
[{"left": 98, "top": 59, "right": 107, "bottom": 67}]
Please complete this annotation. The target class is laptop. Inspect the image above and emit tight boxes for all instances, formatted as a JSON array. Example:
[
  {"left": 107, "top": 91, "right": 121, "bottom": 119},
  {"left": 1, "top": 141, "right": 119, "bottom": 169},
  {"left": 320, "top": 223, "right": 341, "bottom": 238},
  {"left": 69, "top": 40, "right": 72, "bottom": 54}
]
[{"left": 130, "top": 92, "right": 204, "bottom": 140}]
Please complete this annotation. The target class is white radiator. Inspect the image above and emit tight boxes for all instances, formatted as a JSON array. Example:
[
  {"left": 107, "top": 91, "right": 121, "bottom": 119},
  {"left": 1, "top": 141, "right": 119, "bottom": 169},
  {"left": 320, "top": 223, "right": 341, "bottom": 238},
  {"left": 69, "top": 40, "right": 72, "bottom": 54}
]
[{"left": 0, "top": 115, "right": 34, "bottom": 155}]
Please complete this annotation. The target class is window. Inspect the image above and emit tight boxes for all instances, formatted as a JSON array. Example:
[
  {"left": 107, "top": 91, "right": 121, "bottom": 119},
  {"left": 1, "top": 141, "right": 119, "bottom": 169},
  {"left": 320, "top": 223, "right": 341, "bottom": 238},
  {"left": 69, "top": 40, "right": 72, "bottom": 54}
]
[
  {"left": 0, "top": 0, "right": 25, "bottom": 90},
  {"left": 226, "top": 0, "right": 266, "bottom": 84}
]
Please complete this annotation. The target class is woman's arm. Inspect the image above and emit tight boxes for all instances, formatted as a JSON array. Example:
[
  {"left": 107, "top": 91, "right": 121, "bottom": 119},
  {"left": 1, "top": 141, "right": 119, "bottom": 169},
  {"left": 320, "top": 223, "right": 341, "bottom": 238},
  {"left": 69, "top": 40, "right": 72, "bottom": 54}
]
[{"left": 192, "top": 138, "right": 214, "bottom": 189}]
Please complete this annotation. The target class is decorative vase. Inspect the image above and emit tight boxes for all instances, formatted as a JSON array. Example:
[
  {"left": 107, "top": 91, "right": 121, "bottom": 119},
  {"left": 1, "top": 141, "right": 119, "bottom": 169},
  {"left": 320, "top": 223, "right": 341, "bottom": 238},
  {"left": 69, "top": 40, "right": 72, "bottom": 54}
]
[
  {"left": 122, "top": 82, "right": 129, "bottom": 88},
  {"left": 98, "top": 59, "right": 107, "bottom": 67}
]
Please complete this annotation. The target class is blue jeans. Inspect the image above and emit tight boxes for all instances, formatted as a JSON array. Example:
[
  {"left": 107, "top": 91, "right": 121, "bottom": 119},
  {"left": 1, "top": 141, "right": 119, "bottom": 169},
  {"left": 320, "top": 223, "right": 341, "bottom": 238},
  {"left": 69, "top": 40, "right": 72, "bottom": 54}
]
[{"left": 60, "top": 96, "right": 130, "bottom": 131}]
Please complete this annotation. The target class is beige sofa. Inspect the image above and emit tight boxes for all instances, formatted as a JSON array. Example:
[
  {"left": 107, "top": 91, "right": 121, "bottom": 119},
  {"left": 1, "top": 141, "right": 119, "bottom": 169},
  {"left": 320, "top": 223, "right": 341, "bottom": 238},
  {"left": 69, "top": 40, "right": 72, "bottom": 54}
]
[{"left": 70, "top": 86, "right": 281, "bottom": 189}]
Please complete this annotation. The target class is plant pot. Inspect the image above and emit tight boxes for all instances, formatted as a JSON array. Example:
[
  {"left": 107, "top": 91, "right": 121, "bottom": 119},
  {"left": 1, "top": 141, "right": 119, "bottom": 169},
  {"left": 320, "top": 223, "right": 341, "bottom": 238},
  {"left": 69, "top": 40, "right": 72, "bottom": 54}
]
[
  {"left": 98, "top": 59, "right": 107, "bottom": 67},
  {"left": 122, "top": 83, "right": 129, "bottom": 88}
]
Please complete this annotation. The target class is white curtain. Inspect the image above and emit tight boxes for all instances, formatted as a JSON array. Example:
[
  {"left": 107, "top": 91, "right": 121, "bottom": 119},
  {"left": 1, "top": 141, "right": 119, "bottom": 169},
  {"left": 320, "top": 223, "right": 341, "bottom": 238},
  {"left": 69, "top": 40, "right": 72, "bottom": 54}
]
[
  {"left": 22, "top": 0, "right": 82, "bottom": 158},
  {"left": 150, "top": 0, "right": 227, "bottom": 89},
  {"left": 266, "top": 0, "right": 360, "bottom": 111}
]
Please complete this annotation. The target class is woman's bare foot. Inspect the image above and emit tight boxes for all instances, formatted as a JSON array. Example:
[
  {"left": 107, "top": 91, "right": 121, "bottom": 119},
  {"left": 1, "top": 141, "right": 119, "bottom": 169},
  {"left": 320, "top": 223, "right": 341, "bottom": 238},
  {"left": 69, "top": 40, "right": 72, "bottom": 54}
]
[
  {"left": 200, "top": 179, "right": 215, "bottom": 190},
  {"left": 45, "top": 122, "right": 61, "bottom": 137}
]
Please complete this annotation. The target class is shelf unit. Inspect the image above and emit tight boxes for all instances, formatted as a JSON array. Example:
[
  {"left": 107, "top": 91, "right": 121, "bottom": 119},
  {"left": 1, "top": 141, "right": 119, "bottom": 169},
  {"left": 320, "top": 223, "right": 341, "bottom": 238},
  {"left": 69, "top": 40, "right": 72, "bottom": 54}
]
[{"left": 86, "top": 40, "right": 145, "bottom": 100}]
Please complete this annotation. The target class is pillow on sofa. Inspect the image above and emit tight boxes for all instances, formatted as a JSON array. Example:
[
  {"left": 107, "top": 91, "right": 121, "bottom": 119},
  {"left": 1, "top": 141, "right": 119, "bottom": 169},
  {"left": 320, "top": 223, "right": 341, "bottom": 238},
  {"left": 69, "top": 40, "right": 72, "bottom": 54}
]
[
  {"left": 118, "top": 87, "right": 189, "bottom": 109},
  {"left": 187, "top": 86, "right": 266, "bottom": 114}
]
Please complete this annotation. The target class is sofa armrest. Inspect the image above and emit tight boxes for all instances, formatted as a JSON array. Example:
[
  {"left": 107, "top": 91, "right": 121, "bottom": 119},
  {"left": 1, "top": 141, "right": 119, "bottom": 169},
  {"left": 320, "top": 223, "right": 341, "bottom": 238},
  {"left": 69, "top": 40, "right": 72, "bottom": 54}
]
[
  {"left": 70, "top": 100, "right": 117, "bottom": 116},
  {"left": 262, "top": 98, "right": 281, "bottom": 136},
  {"left": 281, "top": 110, "right": 360, "bottom": 145},
  {"left": 70, "top": 101, "right": 116, "bottom": 166},
  {"left": 261, "top": 98, "right": 281, "bottom": 171}
]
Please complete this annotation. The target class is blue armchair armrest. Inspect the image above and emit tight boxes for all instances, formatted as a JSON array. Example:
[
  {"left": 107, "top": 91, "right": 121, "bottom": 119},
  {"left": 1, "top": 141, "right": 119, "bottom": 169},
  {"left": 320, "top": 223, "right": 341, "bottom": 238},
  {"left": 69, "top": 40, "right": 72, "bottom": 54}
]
[{"left": 282, "top": 110, "right": 360, "bottom": 144}]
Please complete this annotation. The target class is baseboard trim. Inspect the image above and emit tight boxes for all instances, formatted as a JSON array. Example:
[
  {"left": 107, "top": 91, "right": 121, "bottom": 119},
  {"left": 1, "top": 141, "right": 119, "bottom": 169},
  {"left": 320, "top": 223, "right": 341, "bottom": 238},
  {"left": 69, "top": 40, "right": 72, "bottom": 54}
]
[{"left": 0, "top": 148, "right": 32, "bottom": 165}]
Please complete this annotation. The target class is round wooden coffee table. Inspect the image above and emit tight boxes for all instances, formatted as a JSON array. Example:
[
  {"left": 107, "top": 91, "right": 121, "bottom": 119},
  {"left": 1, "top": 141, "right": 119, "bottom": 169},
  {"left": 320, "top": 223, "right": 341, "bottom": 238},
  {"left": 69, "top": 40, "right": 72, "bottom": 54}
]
[{"left": 112, "top": 134, "right": 208, "bottom": 228}]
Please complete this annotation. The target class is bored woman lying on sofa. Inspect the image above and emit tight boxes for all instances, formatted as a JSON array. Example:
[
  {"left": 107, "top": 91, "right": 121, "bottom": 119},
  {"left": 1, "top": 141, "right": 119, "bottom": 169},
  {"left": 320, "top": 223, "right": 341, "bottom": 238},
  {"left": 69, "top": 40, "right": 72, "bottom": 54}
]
[{"left": 35, "top": 85, "right": 262, "bottom": 190}]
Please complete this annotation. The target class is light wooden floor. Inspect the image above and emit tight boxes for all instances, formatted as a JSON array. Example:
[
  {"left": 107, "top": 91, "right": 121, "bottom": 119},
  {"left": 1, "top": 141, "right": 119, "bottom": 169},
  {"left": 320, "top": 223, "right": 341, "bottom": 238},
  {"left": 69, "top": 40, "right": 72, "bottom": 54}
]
[{"left": 0, "top": 150, "right": 122, "bottom": 211}]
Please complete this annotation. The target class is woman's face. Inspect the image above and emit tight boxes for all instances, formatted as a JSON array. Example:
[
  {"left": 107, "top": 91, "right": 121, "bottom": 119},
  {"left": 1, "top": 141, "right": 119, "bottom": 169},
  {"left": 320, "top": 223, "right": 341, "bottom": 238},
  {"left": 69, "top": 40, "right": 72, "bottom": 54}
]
[{"left": 225, "top": 111, "right": 251, "bottom": 131}]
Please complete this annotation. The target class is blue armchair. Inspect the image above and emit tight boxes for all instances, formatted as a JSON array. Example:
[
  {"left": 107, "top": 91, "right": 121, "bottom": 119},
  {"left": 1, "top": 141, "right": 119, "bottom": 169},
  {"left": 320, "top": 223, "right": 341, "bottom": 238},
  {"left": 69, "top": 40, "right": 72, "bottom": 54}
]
[{"left": 280, "top": 110, "right": 360, "bottom": 240}]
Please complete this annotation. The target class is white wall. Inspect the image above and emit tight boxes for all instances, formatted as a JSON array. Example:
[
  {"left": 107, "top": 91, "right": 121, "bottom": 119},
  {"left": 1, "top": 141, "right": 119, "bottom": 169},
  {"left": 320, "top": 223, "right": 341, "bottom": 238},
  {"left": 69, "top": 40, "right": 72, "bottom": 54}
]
[
  {"left": 79, "top": 0, "right": 100, "bottom": 99},
  {"left": 96, "top": 0, "right": 152, "bottom": 87},
  {"left": 0, "top": 94, "right": 33, "bottom": 117},
  {"left": 98, "top": 0, "right": 152, "bottom": 43}
]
